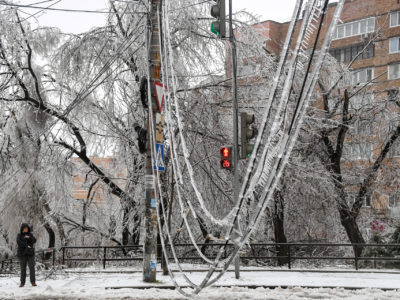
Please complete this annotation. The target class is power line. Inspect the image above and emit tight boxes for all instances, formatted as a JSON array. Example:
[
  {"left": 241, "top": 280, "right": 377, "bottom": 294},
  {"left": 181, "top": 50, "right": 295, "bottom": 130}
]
[
  {"left": 0, "top": 1, "right": 116, "bottom": 14},
  {"left": 27, "top": 0, "right": 57, "bottom": 6},
  {"left": 19, "top": 0, "right": 63, "bottom": 22},
  {"left": 169, "top": 0, "right": 212, "bottom": 11}
]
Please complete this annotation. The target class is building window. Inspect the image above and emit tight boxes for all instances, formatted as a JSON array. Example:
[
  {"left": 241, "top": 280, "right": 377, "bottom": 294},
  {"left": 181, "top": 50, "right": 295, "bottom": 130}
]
[
  {"left": 364, "top": 194, "right": 372, "bottom": 207},
  {"left": 388, "top": 63, "right": 400, "bottom": 80},
  {"left": 326, "top": 93, "right": 373, "bottom": 113},
  {"left": 390, "top": 11, "right": 400, "bottom": 27},
  {"left": 389, "top": 139, "right": 400, "bottom": 157},
  {"left": 330, "top": 43, "right": 375, "bottom": 63},
  {"left": 348, "top": 193, "right": 372, "bottom": 207},
  {"left": 343, "top": 143, "right": 373, "bottom": 160},
  {"left": 389, "top": 193, "right": 400, "bottom": 208},
  {"left": 349, "top": 93, "right": 374, "bottom": 110},
  {"left": 387, "top": 119, "right": 400, "bottom": 157},
  {"left": 389, "top": 37, "right": 400, "bottom": 53},
  {"left": 334, "top": 17, "right": 375, "bottom": 40},
  {"left": 238, "top": 64, "right": 254, "bottom": 76},
  {"left": 350, "top": 119, "right": 373, "bottom": 135},
  {"left": 351, "top": 68, "right": 374, "bottom": 85}
]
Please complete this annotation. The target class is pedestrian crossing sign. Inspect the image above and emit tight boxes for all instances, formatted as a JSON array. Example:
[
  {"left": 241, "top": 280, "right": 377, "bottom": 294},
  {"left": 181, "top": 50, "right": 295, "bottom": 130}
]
[{"left": 153, "top": 143, "right": 165, "bottom": 172}]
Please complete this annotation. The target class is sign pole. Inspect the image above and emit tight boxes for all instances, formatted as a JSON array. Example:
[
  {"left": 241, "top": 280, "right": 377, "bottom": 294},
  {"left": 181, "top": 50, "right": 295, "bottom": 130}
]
[{"left": 229, "top": 0, "right": 240, "bottom": 280}]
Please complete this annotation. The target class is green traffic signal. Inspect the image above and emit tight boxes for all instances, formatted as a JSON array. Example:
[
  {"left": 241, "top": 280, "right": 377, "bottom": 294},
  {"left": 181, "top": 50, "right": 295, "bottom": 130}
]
[
  {"left": 210, "top": 0, "right": 226, "bottom": 38},
  {"left": 248, "top": 145, "right": 255, "bottom": 157},
  {"left": 211, "top": 22, "right": 219, "bottom": 36}
]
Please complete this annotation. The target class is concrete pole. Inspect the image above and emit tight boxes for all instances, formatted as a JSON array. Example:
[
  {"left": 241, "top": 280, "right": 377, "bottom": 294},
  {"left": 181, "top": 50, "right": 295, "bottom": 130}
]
[{"left": 143, "top": 0, "right": 162, "bottom": 283}]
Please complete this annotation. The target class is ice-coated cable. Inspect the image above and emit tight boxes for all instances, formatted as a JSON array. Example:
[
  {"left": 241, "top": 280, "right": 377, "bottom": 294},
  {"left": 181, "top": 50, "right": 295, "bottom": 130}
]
[
  {"left": 147, "top": 3, "right": 232, "bottom": 295},
  {"left": 240, "top": 0, "right": 345, "bottom": 257},
  {"left": 165, "top": 0, "right": 303, "bottom": 236},
  {"left": 158, "top": 0, "right": 243, "bottom": 228},
  {"left": 244, "top": 0, "right": 316, "bottom": 199},
  {"left": 161, "top": 0, "right": 298, "bottom": 292},
  {"left": 150, "top": 0, "right": 342, "bottom": 295},
  {"left": 236, "top": 0, "right": 304, "bottom": 207},
  {"left": 215, "top": 0, "right": 306, "bottom": 251},
  {"left": 160, "top": 0, "right": 240, "bottom": 283},
  {"left": 144, "top": 3, "right": 203, "bottom": 291},
  {"left": 215, "top": 0, "right": 345, "bottom": 276},
  {"left": 162, "top": 0, "right": 307, "bottom": 293},
  {"left": 204, "top": 0, "right": 344, "bottom": 288},
  {"left": 159, "top": 2, "right": 234, "bottom": 266},
  {"left": 161, "top": 0, "right": 241, "bottom": 262},
  {"left": 157, "top": 0, "right": 246, "bottom": 294},
  {"left": 156, "top": 0, "right": 219, "bottom": 272}
]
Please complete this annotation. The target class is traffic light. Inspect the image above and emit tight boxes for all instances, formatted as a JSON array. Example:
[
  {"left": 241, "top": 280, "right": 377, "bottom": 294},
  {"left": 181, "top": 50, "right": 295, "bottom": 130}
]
[
  {"left": 139, "top": 76, "right": 148, "bottom": 109},
  {"left": 134, "top": 124, "right": 147, "bottom": 153},
  {"left": 220, "top": 146, "right": 232, "bottom": 169},
  {"left": 210, "top": 0, "right": 226, "bottom": 38},
  {"left": 241, "top": 112, "right": 257, "bottom": 158}
]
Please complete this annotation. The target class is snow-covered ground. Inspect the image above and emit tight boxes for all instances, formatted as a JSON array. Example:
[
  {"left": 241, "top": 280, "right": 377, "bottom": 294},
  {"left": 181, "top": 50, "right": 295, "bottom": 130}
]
[{"left": 1, "top": 268, "right": 400, "bottom": 299}]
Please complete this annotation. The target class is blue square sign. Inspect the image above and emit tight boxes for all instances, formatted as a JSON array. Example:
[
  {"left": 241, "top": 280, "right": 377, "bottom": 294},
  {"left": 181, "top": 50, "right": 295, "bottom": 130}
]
[{"left": 153, "top": 143, "right": 165, "bottom": 172}]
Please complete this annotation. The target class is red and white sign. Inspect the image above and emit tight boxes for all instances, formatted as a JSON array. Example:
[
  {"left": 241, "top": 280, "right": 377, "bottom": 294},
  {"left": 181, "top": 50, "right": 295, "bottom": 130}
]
[{"left": 154, "top": 81, "right": 167, "bottom": 112}]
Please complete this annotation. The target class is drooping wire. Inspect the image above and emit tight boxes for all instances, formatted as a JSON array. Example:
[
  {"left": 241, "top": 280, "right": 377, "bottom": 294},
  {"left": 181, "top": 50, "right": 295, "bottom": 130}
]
[{"left": 151, "top": 0, "right": 345, "bottom": 295}]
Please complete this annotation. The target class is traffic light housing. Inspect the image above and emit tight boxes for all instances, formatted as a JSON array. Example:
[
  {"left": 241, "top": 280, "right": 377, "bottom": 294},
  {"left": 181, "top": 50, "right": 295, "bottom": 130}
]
[
  {"left": 134, "top": 124, "right": 147, "bottom": 154},
  {"left": 241, "top": 112, "right": 257, "bottom": 158},
  {"left": 220, "top": 146, "right": 232, "bottom": 169},
  {"left": 210, "top": 0, "right": 226, "bottom": 38}
]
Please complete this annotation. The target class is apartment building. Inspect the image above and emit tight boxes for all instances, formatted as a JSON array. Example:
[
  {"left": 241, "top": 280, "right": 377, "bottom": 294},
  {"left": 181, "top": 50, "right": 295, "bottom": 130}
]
[{"left": 251, "top": 0, "right": 400, "bottom": 216}]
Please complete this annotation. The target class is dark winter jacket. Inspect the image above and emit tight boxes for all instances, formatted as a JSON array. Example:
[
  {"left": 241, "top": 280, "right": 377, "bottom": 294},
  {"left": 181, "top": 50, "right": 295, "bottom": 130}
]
[{"left": 16, "top": 223, "right": 36, "bottom": 257}]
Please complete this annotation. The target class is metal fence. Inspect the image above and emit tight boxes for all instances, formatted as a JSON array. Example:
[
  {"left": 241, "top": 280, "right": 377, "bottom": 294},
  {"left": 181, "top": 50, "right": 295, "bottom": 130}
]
[
  {"left": 2, "top": 243, "right": 400, "bottom": 273},
  {"left": 0, "top": 248, "right": 56, "bottom": 274},
  {"left": 59, "top": 243, "right": 400, "bottom": 270},
  {"left": 245, "top": 243, "right": 400, "bottom": 270},
  {"left": 61, "top": 245, "right": 143, "bottom": 269}
]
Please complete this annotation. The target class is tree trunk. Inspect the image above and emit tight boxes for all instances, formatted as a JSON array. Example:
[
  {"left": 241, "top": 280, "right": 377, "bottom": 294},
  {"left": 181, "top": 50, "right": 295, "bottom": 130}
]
[
  {"left": 43, "top": 222, "right": 55, "bottom": 260},
  {"left": 272, "top": 190, "right": 289, "bottom": 266},
  {"left": 121, "top": 195, "right": 140, "bottom": 246},
  {"left": 338, "top": 206, "right": 365, "bottom": 257},
  {"left": 42, "top": 200, "right": 66, "bottom": 246},
  {"left": 43, "top": 222, "right": 55, "bottom": 248},
  {"left": 122, "top": 206, "right": 130, "bottom": 246},
  {"left": 131, "top": 212, "right": 141, "bottom": 245},
  {"left": 82, "top": 202, "right": 87, "bottom": 245}
]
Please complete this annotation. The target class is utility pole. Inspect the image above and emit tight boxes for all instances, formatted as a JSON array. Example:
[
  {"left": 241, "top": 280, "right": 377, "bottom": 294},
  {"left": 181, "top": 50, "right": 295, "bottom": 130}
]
[
  {"left": 143, "top": 0, "right": 162, "bottom": 283},
  {"left": 229, "top": 0, "right": 240, "bottom": 280}
]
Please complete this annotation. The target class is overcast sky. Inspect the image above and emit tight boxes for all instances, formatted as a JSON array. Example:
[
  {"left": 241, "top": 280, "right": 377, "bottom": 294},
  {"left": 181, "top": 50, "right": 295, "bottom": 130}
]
[{"left": 16, "top": 0, "right": 297, "bottom": 34}]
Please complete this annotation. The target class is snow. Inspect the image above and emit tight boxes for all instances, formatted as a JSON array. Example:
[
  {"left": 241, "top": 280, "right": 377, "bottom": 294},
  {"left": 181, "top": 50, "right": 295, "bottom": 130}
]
[{"left": 1, "top": 268, "right": 399, "bottom": 299}]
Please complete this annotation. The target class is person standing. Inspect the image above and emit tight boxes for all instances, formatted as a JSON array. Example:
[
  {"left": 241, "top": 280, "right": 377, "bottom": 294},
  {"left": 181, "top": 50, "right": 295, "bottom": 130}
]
[{"left": 16, "top": 223, "right": 37, "bottom": 287}]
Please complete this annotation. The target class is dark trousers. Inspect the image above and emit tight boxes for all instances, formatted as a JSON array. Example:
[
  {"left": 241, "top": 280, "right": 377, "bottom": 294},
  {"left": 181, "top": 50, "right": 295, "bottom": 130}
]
[{"left": 19, "top": 255, "right": 35, "bottom": 284}]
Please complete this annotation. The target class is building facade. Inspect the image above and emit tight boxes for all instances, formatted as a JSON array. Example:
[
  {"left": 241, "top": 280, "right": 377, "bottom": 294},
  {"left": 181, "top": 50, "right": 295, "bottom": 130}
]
[{"left": 71, "top": 157, "right": 127, "bottom": 206}]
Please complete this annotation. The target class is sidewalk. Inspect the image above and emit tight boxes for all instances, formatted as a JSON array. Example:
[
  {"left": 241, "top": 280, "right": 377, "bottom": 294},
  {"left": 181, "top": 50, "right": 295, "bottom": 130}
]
[
  {"left": 1, "top": 269, "right": 399, "bottom": 299},
  {"left": 106, "top": 270, "right": 400, "bottom": 290}
]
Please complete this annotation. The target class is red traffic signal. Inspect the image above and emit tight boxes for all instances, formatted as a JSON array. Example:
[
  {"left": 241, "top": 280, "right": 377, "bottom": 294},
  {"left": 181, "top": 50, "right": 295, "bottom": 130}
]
[
  {"left": 220, "top": 146, "right": 232, "bottom": 170},
  {"left": 221, "top": 159, "right": 231, "bottom": 168},
  {"left": 220, "top": 147, "right": 230, "bottom": 158}
]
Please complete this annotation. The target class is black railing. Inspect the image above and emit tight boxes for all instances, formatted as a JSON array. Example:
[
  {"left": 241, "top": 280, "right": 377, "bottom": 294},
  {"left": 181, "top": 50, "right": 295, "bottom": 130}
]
[
  {"left": 0, "top": 248, "right": 56, "bottom": 274},
  {"left": 61, "top": 245, "right": 143, "bottom": 269},
  {"left": 2, "top": 243, "right": 400, "bottom": 272},
  {"left": 59, "top": 243, "right": 400, "bottom": 270}
]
